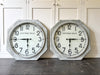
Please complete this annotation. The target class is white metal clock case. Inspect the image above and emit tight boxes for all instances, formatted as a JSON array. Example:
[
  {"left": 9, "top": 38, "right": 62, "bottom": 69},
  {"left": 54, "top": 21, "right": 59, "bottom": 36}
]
[
  {"left": 50, "top": 20, "right": 91, "bottom": 60},
  {"left": 7, "top": 20, "right": 47, "bottom": 60}
]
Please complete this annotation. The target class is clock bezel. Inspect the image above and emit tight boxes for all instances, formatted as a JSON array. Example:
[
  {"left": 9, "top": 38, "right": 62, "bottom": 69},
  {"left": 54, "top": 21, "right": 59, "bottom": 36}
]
[
  {"left": 10, "top": 23, "right": 45, "bottom": 58},
  {"left": 54, "top": 23, "right": 89, "bottom": 58},
  {"left": 7, "top": 20, "right": 47, "bottom": 60},
  {"left": 50, "top": 20, "right": 91, "bottom": 60}
]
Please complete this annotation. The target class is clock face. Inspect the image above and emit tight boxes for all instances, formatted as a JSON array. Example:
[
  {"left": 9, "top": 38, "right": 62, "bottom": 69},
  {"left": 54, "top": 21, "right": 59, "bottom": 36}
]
[
  {"left": 54, "top": 23, "right": 88, "bottom": 57},
  {"left": 10, "top": 23, "right": 45, "bottom": 58}
]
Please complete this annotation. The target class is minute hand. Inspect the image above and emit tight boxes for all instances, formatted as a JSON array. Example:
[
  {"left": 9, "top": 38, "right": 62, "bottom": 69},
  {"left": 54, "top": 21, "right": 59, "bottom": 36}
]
[
  {"left": 20, "top": 38, "right": 27, "bottom": 40},
  {"left": 69, "top": 38, "right": 78, "bottom": 40}
]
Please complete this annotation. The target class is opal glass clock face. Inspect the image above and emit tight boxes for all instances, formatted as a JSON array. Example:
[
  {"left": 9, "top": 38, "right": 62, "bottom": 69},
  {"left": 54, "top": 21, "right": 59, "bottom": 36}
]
[
  {"left": 10, "top": 23, "right": 45, "bottom": 58},
  {"left": 54, "top": 23, "right": 88, "bottom": 57}
]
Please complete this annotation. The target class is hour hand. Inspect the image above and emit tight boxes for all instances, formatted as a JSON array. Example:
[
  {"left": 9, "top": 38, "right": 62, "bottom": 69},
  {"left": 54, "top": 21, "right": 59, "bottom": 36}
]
[{"left": 27, "top": 39, "right": 29, "bottom": 47}]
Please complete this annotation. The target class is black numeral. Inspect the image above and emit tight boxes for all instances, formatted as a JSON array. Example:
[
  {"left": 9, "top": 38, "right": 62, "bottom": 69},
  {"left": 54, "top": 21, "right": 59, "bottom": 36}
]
[
  {"left": 57, "top": 31, "right": 61, "bottom": 35},
  {"left": 13, "top": 37, "right": 17, "bottom": 42},
  {"left": 75, "top": 26, "right": 77, "bottom": 31},
  {"left": 68, "top": 49, "right": 72, "bottom": 56},
  {"left": 32, "top": 47, "right": 36, "bottom": 54},
  {"left": 62, "top": 47, "right": 66, "bottom": 53},
  {"left": 37, "top": 31, "right": 40, "bottom": 36},
  {"left": 26, "top": 24, "right": 30, "bottom": 30},
  {"left": 15, "top": 31, "right": 19, "bottom": 36},
  {"left": 15, "top": 43, "right": 18, "bottom": 48},
  {"left": 20, "top": 26, "right": 23, "bottom": 31},
  {"left": 36, "top": 43, "right": 40, "bottom": 48},
  {"left": 68, "top": 24, "right": 71, "bottom": 30},
  {"left": 57, "top": 43, "right": 61, "bottom": 48},
  {"left": 19, "top": 47, "right": 23, "bottom": 52},
  {"left": 79, "top": 44, "right": 82, "bottom": 48},
  {"left": 56, "top": 37, "right": 59, "bottom": 42},
  {"left": 33, "top": 27, "right": 35, "bottom": 31},
  {"left": 81, "top": 37, "right": 84, "bottom": 42},
  {"left": 78, "top": 31, "right": 83, "bottom": 36},
  {"left": 25, "top": 49, "right": 29, "bottom": 56},
  {"left": 38, "top": 37, "right": 42, "bottom": 42},
  {"left": 62, "top": 26, "right": 65, "bottom": 31},
  {"left": 75, "top": 47, "right": 78, "bottom": 54}
]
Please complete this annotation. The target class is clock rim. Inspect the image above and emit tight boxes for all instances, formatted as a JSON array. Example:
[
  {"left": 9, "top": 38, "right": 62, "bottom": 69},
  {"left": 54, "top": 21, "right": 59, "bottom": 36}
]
[
  {"left": 10, "top": 23, "right": 45, "bottom": 58},
  {"left": 7, "top": 20, "right": 47, "bottom": 59},
  {"left": 51, "top": 20, "right": 89, "bottom": 58}
]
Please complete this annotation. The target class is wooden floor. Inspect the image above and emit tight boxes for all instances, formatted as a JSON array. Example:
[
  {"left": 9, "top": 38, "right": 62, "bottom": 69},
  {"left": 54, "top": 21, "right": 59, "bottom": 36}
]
[{"left": 0, "top": 58, "right": 100, "bottom": 75}]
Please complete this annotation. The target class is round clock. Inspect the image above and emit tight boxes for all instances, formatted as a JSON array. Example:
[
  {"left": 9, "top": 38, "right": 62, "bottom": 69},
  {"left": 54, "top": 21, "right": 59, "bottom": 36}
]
[
  {"left": 7, "top": 20, "right": 47, "bottom": 60},
  {"left": 50, "top": 20, "right": 91, "bottom": 60}
]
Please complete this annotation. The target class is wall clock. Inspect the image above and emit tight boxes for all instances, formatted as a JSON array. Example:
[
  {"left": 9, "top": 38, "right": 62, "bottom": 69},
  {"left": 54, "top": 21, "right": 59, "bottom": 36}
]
[
  {"left": 7, "top": 20, "right": 47, "bottom": 60},
  {"left": 50, "top": 20, "right": 91, "bottom": 60}
]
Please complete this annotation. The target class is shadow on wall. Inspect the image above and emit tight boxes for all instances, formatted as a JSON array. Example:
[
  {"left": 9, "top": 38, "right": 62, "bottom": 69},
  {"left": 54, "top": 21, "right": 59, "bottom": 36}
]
[{"left": 85, "top": 25, "right": 97, "bottom": 58}]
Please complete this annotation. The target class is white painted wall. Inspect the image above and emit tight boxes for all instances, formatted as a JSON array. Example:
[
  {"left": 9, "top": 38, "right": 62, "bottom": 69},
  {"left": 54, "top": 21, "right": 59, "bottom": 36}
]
[
  {"left": 0, "top": 0, "right": 27, "bottom": 58},
  {"left": 0, "top": 0, "right": 100, "bottom": 58}
]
